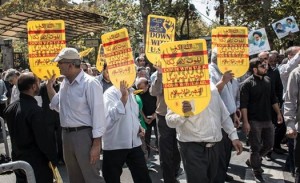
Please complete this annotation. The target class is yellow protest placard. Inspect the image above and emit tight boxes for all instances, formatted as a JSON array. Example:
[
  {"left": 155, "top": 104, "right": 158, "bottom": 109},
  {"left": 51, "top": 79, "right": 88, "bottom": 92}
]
[
  {"left": 215, "top": 27, "right": 249, "bottom": 78},
  {"left": 96, "top": 44, "right": 105, "bottom": 72},
  {"left": 146, "top": 14, "right": 176, "bottom": 65},
  {"left": 160, "top": 39, "right": 211, "bottom": 117},
  {"left": 211, "top": 28, "right": 218, "bottom": 49},
  {"left": 101, "top": 28, "right": 136, "bottom": 89},
  {"left": 27, "top": 20, "right": 66, "bottom": 79}
]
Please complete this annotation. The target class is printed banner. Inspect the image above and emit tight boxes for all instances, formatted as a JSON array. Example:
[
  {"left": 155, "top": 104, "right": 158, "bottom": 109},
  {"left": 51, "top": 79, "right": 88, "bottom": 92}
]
[
  {"left": 101, "top": 28, "right": 136, "bottom": 89},
  {"left": 211, "top": 28, "right": 218, "bottom": 50},
  {"left": 215, "top": 27, "right": 249, "bottom": 78},
  {"left": 248, "top": 28, "right": 270, "bottom": 55},
  {"left": 146, "top": 14, "right": 176, "bottom": 65},
  {"left": 27, "top": 20, "right": 66, "bottom": 79},
  {"left": 272, "top": 16, "right": 299, "bottom": 39},
  {"left": 96, "top": 44, "right": 105, "bottom": 72},
  {"left": 160, "top": 39, "right": 211, "bottom": 117},
  {"left": 79, "top": 48, "right": 94, "bottom": 58}
]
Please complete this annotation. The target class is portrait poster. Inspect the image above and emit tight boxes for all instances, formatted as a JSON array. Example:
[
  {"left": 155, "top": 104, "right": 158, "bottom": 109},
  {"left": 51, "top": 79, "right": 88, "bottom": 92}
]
[
  {"left": 27, "top": 20, "right": 66, "bottom": 79},
  {"left": 146, "top": 14, "right": 176, "bottom": 65},
  {"left": 272, "top": 16, "right": 299, "bottom": 39},
  {"left": 160, "top": 39, "right": 211, "bottom": 117},
  {"left": 248, "top": 28, "right": 271, "bottom": 55},
  {"left": 96, "top": 44, "right": 105, "bottom": 72},
  {"left": 101, "top": 28, "right": 136, "bottom": 89},
  {"left": 216, "top": 27, "right": 249, "bottom": 78}
]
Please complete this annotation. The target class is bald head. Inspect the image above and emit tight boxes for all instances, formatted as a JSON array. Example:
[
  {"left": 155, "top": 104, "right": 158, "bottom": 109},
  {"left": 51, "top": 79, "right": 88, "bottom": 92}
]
[{"left": 17, "top": 72, "right": 39, "bottom": 93}]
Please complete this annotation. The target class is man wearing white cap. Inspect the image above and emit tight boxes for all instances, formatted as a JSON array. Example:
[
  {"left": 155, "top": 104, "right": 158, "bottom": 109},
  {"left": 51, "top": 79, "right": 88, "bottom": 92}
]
[{"left": 46, "top": 48, "right": 106, "bottom": 183}]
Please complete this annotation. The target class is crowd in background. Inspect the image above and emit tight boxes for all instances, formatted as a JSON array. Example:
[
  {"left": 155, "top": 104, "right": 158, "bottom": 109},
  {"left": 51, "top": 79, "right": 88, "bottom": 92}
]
[{"left": 0, "top": 45, "right": 299, "bottom": 183}]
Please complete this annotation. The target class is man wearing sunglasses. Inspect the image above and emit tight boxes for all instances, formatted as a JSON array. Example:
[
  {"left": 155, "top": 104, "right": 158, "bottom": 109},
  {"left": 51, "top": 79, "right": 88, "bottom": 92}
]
[
  {"left": 258, "top": 51, "right": 285, "bottom": 158},
  {"left": 240, "top": 58, "right": 283, "bottom": 182},
  {"left": 46, "top": 48, "right": 106, "bottom": 183}
]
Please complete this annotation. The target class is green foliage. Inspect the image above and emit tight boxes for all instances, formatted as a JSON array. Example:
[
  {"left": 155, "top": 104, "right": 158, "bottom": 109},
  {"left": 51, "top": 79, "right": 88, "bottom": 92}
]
[{"left": 212, "top": 0, "right": 300, "bottom": 49}]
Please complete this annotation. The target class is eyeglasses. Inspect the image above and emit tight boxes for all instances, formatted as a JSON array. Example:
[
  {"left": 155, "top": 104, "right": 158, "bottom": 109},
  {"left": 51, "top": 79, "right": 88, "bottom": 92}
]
[
  {"left": 260, "top": 57, "right": 268, "bottom": 60},
  {"left": 258, "top": 64, "right": 267, "bottom": 69}
]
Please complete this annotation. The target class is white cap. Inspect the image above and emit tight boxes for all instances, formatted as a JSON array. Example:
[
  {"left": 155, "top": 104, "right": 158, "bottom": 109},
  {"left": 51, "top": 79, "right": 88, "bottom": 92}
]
[{"left": 53, "top": 48, "right": 80, "bottom": 62}]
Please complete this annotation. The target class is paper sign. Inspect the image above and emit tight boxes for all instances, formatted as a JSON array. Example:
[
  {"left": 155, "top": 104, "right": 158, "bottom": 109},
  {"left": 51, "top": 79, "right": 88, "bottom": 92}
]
[
  {"left": 146, "top": 14, "right": 176, "bottom": 65},
  {"left": 96, "top": 44, "right": 105, "bottom": 72},
  {"left": 248, "top": 28, "right": 270, "bottom": 55},
  {"left": 27, "top": 20, "right": 66, "bottom": 79},
  {"left": 272, "top": 16, "right": 299, "bottom": 39},
  {"left": 211, "top": 28, "right": 218, "bottom": 50},
  {"left": 215, "top": 27, "right": 249, "bottom": 78},
  {"left": 160, "top": 39, "right": 211, "bottom": 117},
  {"left": 101, "top": 28, "right": 136, "bottom": 89}
]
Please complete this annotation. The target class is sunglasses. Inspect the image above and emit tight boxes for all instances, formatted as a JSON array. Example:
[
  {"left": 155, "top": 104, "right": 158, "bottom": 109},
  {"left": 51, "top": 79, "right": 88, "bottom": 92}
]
[
  {"left": 258, "top": 64, "right": 268, "bottom": 69},
  {"left": 58, "top": 61, "right": 73, "bottom": 65}
]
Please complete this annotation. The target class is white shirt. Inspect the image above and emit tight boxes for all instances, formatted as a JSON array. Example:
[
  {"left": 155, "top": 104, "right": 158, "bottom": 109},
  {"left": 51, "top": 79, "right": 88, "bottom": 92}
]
[
  {"left": 103, "top": 86, "right": 142, "bottom": 150},
  {"left": 279, "top": 53, "right": 300, "bottom": 99},
  {"left": 10, "top": 85, "right": 20, "bottom": 104},
  {"left": 209, "top": 63, "right": 238, "bottom": 114},
  {"left": 50, "top": 70, "right": 106, "bottom": 138},
  {"left": 166, "top": 84, "right": 238, "bottom": 143}
]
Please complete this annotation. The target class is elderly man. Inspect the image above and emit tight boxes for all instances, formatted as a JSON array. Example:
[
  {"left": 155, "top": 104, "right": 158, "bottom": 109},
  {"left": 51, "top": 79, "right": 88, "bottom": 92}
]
[
  {"left": 4, "top": 69, "right": 20, "bottom": 104},
  {"left": 4, "top": 72, "right": 57, "bottom": 183},
  {"left": 166, "top": 84, "right": 243, "bottom": 183},
  {"left": 46, "top": 47, "right": 106, "bottom": 183},
  {"left": 102, "top": 80, "right": 151, "bottom": 183}
]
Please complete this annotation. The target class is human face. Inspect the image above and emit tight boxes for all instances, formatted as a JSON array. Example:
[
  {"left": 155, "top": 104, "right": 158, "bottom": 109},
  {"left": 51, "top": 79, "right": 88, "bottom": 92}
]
[
  {"left": 254, "top": 34, "right": 261, "bottom": 41},
  {"left": 57, "top": 59, "right": 73, "bottom": 76},
  {"left": 138, "top": 70, "right": 147, "bottom": 78},
  {"left": 80, "top": 64, "right": 88, "bottom": 73},
  {"left": 137, "top": 81, "right": 148, "bottom": 92},
  {"left": 103, "top": 68, "right": 110, "bottom": 82},
  {"left": 256, "top": 63, "right": 268, "bottom": 75},
  {"left": 8, "top": 75, "right": 18, "bottom": 85},
  {"left": 259, "top": 53, "right": 269, "bottom": 65},
  {"left": 138, "top": 58, "right": 146, "bottom": 67},
  {"left": 33, "top": 79, "right": 40, "bottom": 96}
]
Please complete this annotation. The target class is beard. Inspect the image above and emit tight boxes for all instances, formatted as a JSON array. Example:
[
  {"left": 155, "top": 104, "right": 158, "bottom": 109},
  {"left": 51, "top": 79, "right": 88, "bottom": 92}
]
[{"left": 256, "top": 69, "right": 266, "bottom": 76}]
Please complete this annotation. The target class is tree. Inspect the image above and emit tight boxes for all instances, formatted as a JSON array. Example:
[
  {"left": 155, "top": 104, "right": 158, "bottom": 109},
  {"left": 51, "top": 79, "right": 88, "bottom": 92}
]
[{"left": 210, "top": 0, "right": 300, "bottom": 50}]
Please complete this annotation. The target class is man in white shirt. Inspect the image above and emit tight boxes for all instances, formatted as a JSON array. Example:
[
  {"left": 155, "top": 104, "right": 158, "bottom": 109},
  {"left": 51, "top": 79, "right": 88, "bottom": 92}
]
[
  {"left": 209, "top": 49, "right": 240, "bottom": 182},
  {"left": 46, "top": 48, "right": 106, "bottom": 183},
  {"left": 5, "top": 69, "right": 20, "bottom": 104},
  {"left": 166, "top": 84, "right": 243, "bottom": 183},
  {"left": 102, "top": 80, "right": 151, "bottom": 183}
]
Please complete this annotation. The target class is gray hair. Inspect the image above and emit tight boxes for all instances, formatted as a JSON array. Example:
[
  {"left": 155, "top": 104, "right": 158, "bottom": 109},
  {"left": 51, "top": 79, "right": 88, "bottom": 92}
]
[{"left": 4, "top": 69, "right": 19, "bottom": 81}]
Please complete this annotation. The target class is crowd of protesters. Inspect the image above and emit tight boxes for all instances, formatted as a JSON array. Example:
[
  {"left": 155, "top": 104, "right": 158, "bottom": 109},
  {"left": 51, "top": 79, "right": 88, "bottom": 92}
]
[{"left": 0, "top": 46, "right": 299, "bottom": 183}]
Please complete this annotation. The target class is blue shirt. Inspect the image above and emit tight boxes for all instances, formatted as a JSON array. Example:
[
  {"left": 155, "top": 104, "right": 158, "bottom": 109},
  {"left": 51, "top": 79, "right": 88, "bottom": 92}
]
[
  {"left": 50, "top": 70, "right": 106, "bottom": 138},
  {"left": 209, "top": 63, "right": 238, "bottom": 114}
]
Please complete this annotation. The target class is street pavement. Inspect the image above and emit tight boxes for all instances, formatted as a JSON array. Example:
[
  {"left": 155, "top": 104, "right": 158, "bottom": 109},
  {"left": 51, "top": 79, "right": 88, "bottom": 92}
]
[{"left": 0, "top": 130, "right": 295, "bottom": 183}]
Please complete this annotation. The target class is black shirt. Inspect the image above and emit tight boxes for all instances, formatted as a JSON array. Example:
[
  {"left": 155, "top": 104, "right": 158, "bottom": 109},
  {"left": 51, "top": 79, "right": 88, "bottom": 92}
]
[
  {"left": 139, "top": 89, "right": 157, "bottom": 116},
  {"left": 3, "top": 93, "right": 57, "bottom": 164},
  {"left": 240, "top": 74, "right": 278, "bottom": 121},
  {"left": 267, "top": 67, "right": 283, "bottom": 106}
]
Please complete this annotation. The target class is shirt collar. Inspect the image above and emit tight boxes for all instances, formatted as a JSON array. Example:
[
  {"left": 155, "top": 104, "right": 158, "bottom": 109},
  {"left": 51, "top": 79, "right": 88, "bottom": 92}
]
[
  {"left": 19, "top": 93, "right": 37, "bottom": 104},
  {"left": 253, "top": 74, "right": 265, "bottom": 80},
  {"left": 66, "top": 70, "right": 85, "bottom": 85}
]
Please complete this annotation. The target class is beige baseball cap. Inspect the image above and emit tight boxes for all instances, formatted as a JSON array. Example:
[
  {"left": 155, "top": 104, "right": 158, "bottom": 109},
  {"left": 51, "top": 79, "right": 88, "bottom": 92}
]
[{"left": 53, "top": 47, "right": 80, "bottom": 62}]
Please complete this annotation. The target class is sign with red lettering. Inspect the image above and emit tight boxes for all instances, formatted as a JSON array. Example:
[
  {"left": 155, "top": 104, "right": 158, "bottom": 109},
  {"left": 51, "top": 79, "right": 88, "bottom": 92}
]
[
  {"left": 215, "top": 27, "right": 249, "bottom": 78},
  {"left": 146, "top": 14, "right": 176, "bottom": 65},
  {"left": 160, "top": 39, "right": 211, "bottom": 117},
  {"left": 27, "top": 20, "right": 66, "bottom": 79},
  {"left": 101, "top": 28, "right": 136, "bottom": 89}
]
